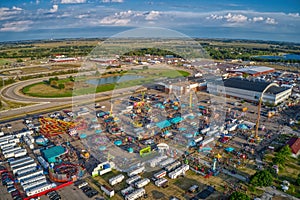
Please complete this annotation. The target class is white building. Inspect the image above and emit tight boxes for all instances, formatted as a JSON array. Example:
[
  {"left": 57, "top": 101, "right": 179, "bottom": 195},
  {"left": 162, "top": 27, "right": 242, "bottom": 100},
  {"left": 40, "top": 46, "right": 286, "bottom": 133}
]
[{"left": 207, "top": 78, "right": 292, "bottom": 105}]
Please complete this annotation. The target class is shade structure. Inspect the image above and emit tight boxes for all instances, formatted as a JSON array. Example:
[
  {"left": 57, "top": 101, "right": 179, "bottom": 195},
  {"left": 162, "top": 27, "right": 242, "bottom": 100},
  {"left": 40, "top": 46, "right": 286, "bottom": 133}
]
[
  {"left": 238, "top": 124, "right": 249, "bottom": 130},
  {"left": 95, "top": 129, "right": 102, "bottom": 134},
  {"left": 225, "top": 147, "right": 235, "bottom": 152},
  {"left": 98, "top": 146, "right": 106, "bottom": 151},
  {"left": 199, "top": 105, "right": 205, "bottom": 109},
  {"left": 156, "top": 120, "right": 171, "bottom": 129},
  {"left": 114, "top": 140, "right": 122, "bottom": 146},
  {"left": 187, "top": 115, "right": 195, "bottom": 119},
  {"left": 80, "top": 133, "right": 87, "bottom": 139},
  {"left": 184, "top": 133, "right": 193, "bottom": 138},
  {"left": 179, "top": 127, "right": 187, "bottom": 131},
  {"left": 127, "top": 147, "right": 134, "bottom": 153},
  {"left": 170, "top": 117, "right": 184, "bottom": 124}
]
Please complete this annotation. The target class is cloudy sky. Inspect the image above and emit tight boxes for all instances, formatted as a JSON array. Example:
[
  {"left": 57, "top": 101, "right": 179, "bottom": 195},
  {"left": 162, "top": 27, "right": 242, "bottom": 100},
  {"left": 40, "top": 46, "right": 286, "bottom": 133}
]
[{"left": 0, "top": 0, "right": 299, "bottom": 42}]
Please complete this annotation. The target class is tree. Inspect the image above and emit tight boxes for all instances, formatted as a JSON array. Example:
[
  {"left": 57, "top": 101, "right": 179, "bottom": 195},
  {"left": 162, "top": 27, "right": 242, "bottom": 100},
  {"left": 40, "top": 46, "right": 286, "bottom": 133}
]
[
  {"left": 273, "top": 145, "right": 292, "bottom": 166},
  {"left": 143, "top": 66, "right": 149, "bottom": 70},
  {"left": 58, "top": 83, "right": 65, "bottom": 89},
  {"left": 50, "top": 80, "right": 58, "bottom": 88},
  {"left": 296, "top": 174, "right": 300, "bottom": 186},
  {"left": 250, "top": 170, "right": 274, "bottom": 187},
  {"left": 229, "top": 192, "right": 250, "bottom": 200}
]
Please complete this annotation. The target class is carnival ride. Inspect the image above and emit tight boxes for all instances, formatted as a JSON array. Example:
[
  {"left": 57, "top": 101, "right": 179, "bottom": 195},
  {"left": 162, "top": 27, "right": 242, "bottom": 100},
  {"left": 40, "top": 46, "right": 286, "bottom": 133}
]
[
  {"left": 39, "top": 117, "right": 87, "bottom": 137},
  {"left": 49, "top": 163, "right": 85, "bottom": 183}
]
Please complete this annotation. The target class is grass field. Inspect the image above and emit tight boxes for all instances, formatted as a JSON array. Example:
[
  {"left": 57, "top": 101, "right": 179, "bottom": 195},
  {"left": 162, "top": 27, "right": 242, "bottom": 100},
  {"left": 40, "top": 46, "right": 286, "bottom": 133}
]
[{"left": 22, "top": 68, "right": 190, "bottom": 98}]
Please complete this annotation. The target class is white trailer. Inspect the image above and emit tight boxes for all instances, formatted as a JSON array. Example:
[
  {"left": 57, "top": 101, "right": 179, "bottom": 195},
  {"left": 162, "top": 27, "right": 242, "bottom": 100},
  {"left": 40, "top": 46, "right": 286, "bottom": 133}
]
[
  {"left": 126, "top": 175, "right": 141, "bottom": 185},
  {"left": 37, "top": 156, "right": 49, "bottom": 169},
  {"left": 27, "top": 134, "right": 35, "bottom": 143},
  {"left": 194, "top": 136, "right": 204, "bottom": 143},
  {"left": 20, "top": 175, "right": 46, "bottom": 186},
  {"left": 100, "top": 185, "right": 114, "bottom": 198},
  {"left": 164, "top": 161, "right": 181, "bottom": 172},
  {"left": 155, "top": 178, "right": 168, "bottom": 187},
  {"left": 16, "top": 166, "right": 37, "bottom": 176},
  {"left": 159, "top": 158, "right": 175, "bottom": 168},
  {"left": 25, "top": 183, "right": 52, "bottom": 197},
  {"left": 14, "top": 130, "right": 34, "bottom": 138},
  {"left": 10, "top": 156, "right": 32, "bottom": 166},
  {"left": 201, "top": 137, "right": 214, "bottom": 146},
  {"left": 3, "top": 146, "right": 21, "bottom": 154},
  {"left": 127, "top": 166, "right": 145, "bottom": 177},
  {"left": 15, "top": 149, "right": 27, "bottom": 158},
  {"left": 121, "top": 186, "right": 135, "bottom": 197},
  {"left": 11, "top": 159, "right": 34, "bottom": 170},
  {"left": 168, "top": 165, "right": 189, "bottom": 179},
  {"left": 17, "top": 169, "right": 43, "bottom": 181},
  {"left": 201, "top": 127, "right": 210, "bottom": 134},
  {"left": 147, "top": 155, "right": 168, "bottom": 168},
  {"left": 109, "top": 174, "right": 125, "bottom": 186},
  {"left": 99, "top": 168, "right": 111, "bottom": 175},
  {"left": 134, "top": 178, "right": 150, "bottom": 188},
  {"left": 125, "top": 188, "right": 145, "bottom": 200},
  {"left": 153, "top": 170, "right": 167, "bottom": 179},
  {"left": 22, "top": 179, "right": 47, "bottom": 191},
  {"left": 1, "top": 142, "right": 17, "bottom": 150},
  {"left": 0, "top": 135, "right": 14, "bottom": 142},
  {"left": 0, "top": 131, "right": 4, "bottom": 136}
]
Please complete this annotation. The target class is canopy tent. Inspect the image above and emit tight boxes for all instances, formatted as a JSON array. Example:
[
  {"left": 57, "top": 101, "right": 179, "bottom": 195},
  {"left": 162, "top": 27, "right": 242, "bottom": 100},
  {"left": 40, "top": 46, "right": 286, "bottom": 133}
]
[
  {"left": 178, "top": 127, "right": 187, "bottom": 131},
  {"left": 156, "top": 120, "right": 172, "bottom": 129},
  {"left": 98, "top": 146, "right": 106, "bottom": 151},
  {"left": 169, "top": 117, "right": 184, "bottom": 124},
  {"left": 225, "top": 147, "right": 235, "bottom": 152},
  {"left": 128, "top": 147, "right": 134, "bottom": 153},
  {"left": 95, "top": 129, "right": 102, "bottom": 134},
  {"left": 114, "top": 140, "right": 122, "bottom": 146},
  {"left": 184, "top": 133, "right": 193, "bottom": 138},
  {"left": 79, "top": 133, "right": 87, "bottom": 139},
  {"left": 238, "top": 124, "right": 249, "bottom": 130}
]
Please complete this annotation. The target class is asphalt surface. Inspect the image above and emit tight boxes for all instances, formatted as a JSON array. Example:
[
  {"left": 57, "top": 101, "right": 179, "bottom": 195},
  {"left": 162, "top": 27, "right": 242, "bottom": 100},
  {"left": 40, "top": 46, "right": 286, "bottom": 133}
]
[{"left": 0, "top": 74, "right": 145, "bottom": 121}]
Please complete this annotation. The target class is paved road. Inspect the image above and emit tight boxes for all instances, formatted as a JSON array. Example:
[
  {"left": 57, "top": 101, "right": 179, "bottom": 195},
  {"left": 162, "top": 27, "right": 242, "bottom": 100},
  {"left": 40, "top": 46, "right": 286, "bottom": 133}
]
[
  {"left": 260, "top": 186, "right": 300, "bottom": 200},
  {"left": 0, "top": 74, "right": 145, "bottom": 121}
]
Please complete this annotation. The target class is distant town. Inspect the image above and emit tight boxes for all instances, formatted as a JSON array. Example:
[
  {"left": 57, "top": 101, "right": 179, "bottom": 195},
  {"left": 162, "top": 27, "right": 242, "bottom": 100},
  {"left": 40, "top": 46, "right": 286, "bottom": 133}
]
[{"left": 0, "top": 38, "right": 300, "bottom": 200}]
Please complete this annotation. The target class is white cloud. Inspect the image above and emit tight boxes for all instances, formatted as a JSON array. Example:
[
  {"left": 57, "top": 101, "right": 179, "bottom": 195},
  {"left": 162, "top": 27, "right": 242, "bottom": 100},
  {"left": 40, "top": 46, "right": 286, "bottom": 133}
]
[
  {"left": 207, "top": 13, "right": 248, "bottom": 23},
  {"left": 145, "top": 11, "right": 160, "bottom": 20},
  {"left": 288, "top": 13, "right": 299, "bottom": 17},
  {"left": 0, "top": 20, "right": 33, "bottom": 32},
  {"left": 102, "top": 0, "right": 124, "bottom": 3},
  {"left": 12, "top": 6, "right": 23, "bottom": 11},
  {"left": 61, "top": 0, "right": 86, "bottom": 4},
  {"left": 49, "top": 5, "right": 59, "bottom": 13},
  {"left": 265, "top": 17, "right": 277, "bottom": 24},
  {"left": 0, "top": 7, "right": 23, "bottom": 21},
  {"left": 252, "top": 16, "right": 264, "bottom": 22}
]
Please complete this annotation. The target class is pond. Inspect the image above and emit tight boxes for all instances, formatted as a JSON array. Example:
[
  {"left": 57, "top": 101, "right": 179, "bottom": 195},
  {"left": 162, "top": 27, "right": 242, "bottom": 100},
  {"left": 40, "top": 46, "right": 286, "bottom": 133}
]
[
  {"left": 254, "top": 54, "right": 300, "bottom": 61},
  {"left": 86, "top": 75, "right": 144, "bottom": 85}
]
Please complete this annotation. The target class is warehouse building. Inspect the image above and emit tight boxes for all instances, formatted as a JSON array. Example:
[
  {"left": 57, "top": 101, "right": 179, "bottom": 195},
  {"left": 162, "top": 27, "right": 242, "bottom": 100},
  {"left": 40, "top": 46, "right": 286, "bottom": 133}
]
[
  {"left": 207, "top": 78, "right": 292, "bottom": 105},
  {"left": 227, "top": 66, "right": 275, "bottom": 77},
  {"left": 41, "top": 146, "right": 66, "bottom": 163}
]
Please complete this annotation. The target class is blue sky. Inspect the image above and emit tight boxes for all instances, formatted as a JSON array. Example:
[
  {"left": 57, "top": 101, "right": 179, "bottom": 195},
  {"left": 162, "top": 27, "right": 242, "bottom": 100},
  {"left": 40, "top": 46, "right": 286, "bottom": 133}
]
[{"left": 0, "top": 0, "right": 299, "bottom": 42}]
